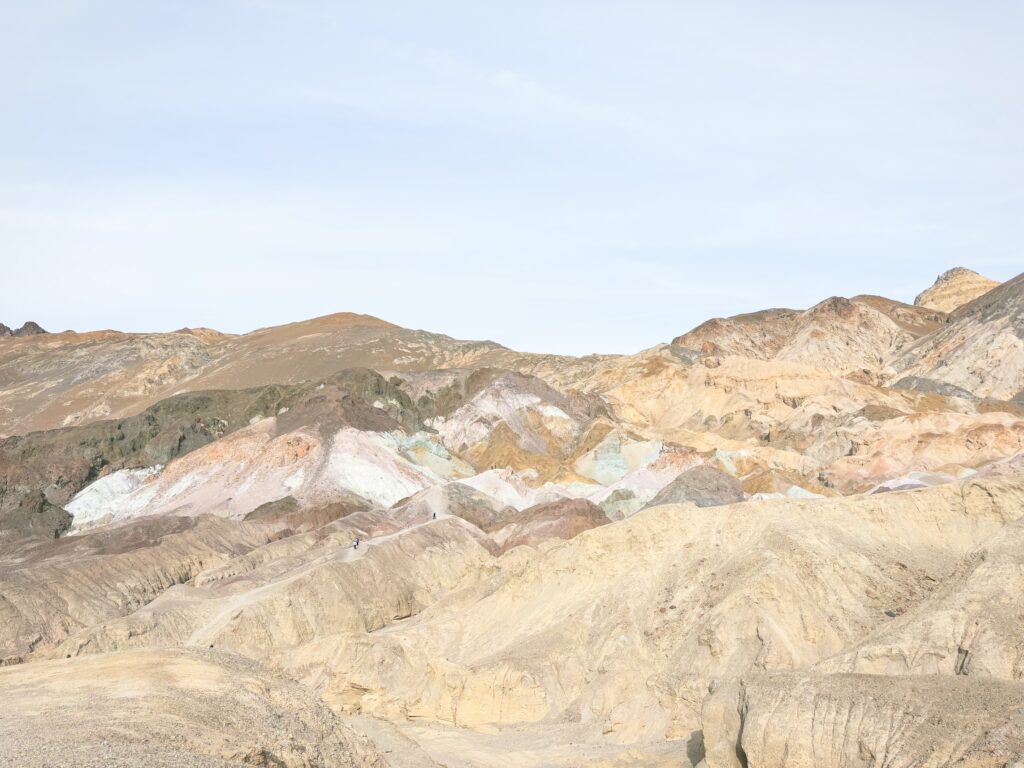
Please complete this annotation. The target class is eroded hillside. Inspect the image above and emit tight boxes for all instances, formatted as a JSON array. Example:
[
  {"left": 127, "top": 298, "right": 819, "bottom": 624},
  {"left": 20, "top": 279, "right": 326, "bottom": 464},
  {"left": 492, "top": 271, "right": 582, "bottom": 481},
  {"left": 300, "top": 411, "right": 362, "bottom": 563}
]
[{"left": 2, "top": 267, "right": 1023, "bottom": 767}]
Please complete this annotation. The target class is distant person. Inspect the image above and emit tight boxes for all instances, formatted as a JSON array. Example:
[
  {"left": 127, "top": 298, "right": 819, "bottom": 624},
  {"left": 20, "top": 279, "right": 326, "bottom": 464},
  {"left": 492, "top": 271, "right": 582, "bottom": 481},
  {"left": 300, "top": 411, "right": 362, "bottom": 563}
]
[
  {"left": 353, "top": 536, "right": 360, "bottom": 550},
  {"left": 432, "top": 512, "right": 437, "bottom": 520}
]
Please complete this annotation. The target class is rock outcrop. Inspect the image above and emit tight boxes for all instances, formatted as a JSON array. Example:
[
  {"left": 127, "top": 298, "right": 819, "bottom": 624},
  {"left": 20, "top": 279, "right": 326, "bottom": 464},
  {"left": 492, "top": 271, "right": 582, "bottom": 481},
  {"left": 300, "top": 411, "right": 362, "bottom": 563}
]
[
  {"left": 644, "top": 464, "right": 744, "bottom": 508},
  {"left": 893, "top": 272, "right": 1024, "bottom": 399},
  {"left": 0, "top": 321, "right": 48, "bottom": 338},
  {"left": 700, "top": 672, "right": 1024, "bottom": 768},
  {"left": 914, "top": 266, "right": 1000, "bottom": 313}
]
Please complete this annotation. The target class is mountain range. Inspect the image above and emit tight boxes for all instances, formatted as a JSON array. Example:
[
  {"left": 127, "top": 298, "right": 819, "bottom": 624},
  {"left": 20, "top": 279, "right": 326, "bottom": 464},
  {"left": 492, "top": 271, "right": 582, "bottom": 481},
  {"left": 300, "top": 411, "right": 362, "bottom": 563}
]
[{"left": 1, "top": 265, "right": 1023, "bottom": 767}]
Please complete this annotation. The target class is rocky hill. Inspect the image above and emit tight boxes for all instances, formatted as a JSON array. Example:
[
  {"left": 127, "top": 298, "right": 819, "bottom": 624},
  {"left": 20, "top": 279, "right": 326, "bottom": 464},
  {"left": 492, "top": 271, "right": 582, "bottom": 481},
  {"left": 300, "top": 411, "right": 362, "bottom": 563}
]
[
  {"left": 0, "top": 312, "right": 611, "bottom": 437},
  {"left": 894, "top": 272, "right": 1024, "bottom": 400},
  {"left": 672, "top": 294, "right": 945, "bottom": 383},
  {"left": 0, "top": 320, "right": 48, "bottom": 337},
  {"left": 914, "top": 266, "right": 1000, "bottom": 312}
]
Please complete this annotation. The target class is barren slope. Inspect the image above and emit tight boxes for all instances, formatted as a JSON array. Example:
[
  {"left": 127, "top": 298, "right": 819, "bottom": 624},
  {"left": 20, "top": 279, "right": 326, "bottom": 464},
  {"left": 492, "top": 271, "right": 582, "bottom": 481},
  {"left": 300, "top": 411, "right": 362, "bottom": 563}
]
[
  {"left": 11, "top": 473, "right": 1022, "bottom": 767},
  {"left": 671, "top": 295, "right": 944, "bottom": 380},
  {"left": 893, "top": 272, "right": 1024, "bottom": 400},
  {"left": 0, "top": 314, "right": 613, "bottom": 437},
  {"left": 0, "top": 649, "right": 385, "bottom": 768}
]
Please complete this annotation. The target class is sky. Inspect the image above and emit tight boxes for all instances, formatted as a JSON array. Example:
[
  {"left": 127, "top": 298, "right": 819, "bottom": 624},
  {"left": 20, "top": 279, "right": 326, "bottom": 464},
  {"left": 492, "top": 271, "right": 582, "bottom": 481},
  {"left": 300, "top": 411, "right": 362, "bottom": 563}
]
[{"left": 1, "top": 1, "right": 1021, "bottom": 355}]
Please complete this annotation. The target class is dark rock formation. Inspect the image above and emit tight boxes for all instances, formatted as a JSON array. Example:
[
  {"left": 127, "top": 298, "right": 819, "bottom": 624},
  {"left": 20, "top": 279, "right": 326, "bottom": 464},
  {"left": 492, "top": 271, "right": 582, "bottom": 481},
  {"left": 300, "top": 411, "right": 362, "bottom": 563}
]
[
  {"left": 500, "top": 498, "right": 610, "bottom": 551},
  {"left": 0, "top": 321, "right": 49, "bottom": 338},
  {"left": 645, "top": 464, "right": 745, "bottom": 509},
  {"left": 13, "top": 321, "right": 48, "bottom": 336},
  {"left": 892, "top": 376, "right": 977, "bottom": 400}
]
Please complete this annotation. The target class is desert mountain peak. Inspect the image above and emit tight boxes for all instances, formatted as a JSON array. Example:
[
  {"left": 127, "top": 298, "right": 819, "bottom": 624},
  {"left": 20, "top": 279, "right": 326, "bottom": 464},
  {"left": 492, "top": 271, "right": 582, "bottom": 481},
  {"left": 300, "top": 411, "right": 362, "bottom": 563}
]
[
  {"left": 0, "top": 321, "right": 49, "bottom": 339},
  {"left": 937, "top": 266, "right": 985, "bottom": 282},
  {"left": 255, "top": 311, "right": 400, "bottom": 333},
  {"left": 0, "top": 321, "right": 48, "bottom": 338},
  {"left": 15, "top": 321, "right": 48, "bottom": 336},
  {"left": 914, "top": 266, "right": 999, "bottom": 313}
]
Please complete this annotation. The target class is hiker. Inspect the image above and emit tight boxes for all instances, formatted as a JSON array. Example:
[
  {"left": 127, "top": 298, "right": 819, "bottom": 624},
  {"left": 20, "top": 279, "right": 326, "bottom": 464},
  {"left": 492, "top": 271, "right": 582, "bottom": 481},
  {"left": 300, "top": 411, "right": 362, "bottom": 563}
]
[
  {"left": 432, "top": 512, "right": 437, "bottom": 520},
  {"left": 353, "top": 536, "right": 360, "bottom": 550}
]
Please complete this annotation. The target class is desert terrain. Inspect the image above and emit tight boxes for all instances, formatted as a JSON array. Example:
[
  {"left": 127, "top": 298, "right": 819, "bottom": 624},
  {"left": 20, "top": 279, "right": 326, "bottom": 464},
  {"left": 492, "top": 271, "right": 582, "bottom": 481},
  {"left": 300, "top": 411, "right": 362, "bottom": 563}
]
[{"left": 2, "top": 266, "right": 1024, "bottom": 767}]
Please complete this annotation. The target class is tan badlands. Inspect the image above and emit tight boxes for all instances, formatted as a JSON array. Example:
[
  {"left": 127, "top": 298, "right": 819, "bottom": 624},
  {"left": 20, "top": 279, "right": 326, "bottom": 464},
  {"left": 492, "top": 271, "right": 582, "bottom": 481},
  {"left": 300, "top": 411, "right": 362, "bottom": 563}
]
[{"left": 0, "top": 266, "right": 1023, "bottom": 767}]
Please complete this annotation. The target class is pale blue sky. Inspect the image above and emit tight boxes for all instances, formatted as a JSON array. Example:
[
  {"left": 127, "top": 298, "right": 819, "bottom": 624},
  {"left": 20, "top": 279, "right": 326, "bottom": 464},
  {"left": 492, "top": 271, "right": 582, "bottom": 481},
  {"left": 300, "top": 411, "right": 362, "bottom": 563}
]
[{"left": 2, "top": 1, "right": 1021, "bottom": 354}]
